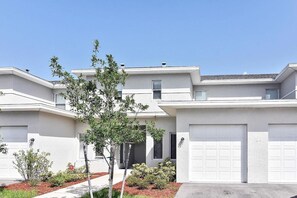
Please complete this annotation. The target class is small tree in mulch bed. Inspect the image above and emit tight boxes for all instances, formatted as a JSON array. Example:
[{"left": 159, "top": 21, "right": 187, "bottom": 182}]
[{"left": 50, "top": 40, "right": 165, "bottom": 198}]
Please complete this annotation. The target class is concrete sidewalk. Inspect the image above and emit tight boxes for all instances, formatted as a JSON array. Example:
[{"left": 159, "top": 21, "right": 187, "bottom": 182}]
[{"left": 36, "top": 170, "right": 129, "bottom": 198}]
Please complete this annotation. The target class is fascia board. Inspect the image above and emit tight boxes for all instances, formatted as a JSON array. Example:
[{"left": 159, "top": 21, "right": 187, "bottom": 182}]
[{"left": 0, "top": 67, "right": 54, "bottom": 88}]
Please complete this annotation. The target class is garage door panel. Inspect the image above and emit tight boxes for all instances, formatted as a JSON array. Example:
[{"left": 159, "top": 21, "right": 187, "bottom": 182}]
[
  {"left": 189, "top": 125, "right": 246, "bottom": 182},
  {"left": 0, "top": 126, "right": 28, "bottom": 179},
  {"left": 269, "top": 124, "right": 297, "bottom": 183}
]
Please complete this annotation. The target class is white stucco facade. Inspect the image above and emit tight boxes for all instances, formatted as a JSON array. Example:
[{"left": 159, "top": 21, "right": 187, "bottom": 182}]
[{"left": 1, "top": 64, "right": 297, "bottom": 183}]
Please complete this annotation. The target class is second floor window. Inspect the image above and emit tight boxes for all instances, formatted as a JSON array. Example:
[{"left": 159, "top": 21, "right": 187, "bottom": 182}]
[
  {"left": 115, "top": 84, "right": 123, "bottom": 100},
  {"left": 195, "top": 91, "right": 207, "bottom": 101},
  {"left": 265, "top": 89, "right": 279, "bottom": 100},
  {"left": 55, "top": 94, "right": 66, "bottom": 109},
  {"left": 153, "top": 80, "right": 162, "bottom": 99}
]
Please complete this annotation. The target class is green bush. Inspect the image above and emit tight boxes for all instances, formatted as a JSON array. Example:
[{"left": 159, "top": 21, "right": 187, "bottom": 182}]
[
  {"left": 64, "top": 173, "right": 86, "bottom": 182},
  {"left": 40, "top": 171, "right": 53, "bottom": 182},
  {"left": 154, "top": 179, "right": 167, "bottom": 190},
  {"left": 137, "top": 180, "right": 149, "bottom": 190},
  {"left": 126, "top": 176, "right": 140, "bottom": 187},
  {"left": 81, "top": 188, "right": 147, "bottom": 198},
  {"left": 158, "top": 158, "right": 176, "bottom": 182},
  {"left": 144, "top": 174, "right": 156, "bottom": 184},
  {"left": 13, "top": 149, "right": 53, "bottom": 184},
  {"left": 49, "top": 174, "right": 66, "bottom": 187},
  {"left": 131, "top": 163, "right": 152, "bottom": 178},
  {"left": 49, "top": 171, "right": 86, "bottom": 187}
]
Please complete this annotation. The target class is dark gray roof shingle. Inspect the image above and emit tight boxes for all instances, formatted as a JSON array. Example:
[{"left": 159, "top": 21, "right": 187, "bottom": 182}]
[{"left": 201, "top": 74, "right": 278, "bottom": 81}]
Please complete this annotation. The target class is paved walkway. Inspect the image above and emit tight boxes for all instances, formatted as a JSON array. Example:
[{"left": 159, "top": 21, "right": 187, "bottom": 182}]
[
  {"left": 175, "top": 183, "right": 297, "bottom": 198},
  {"left": 36, "top": 170, "right": 129, "bottom": 198}
]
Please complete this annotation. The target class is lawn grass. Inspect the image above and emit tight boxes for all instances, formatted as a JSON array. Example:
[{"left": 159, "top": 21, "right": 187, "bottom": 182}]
[
  {"left": 81, "top": 188, "right": 148, "bottom": 198},
  {"left": 0, "top": 188, "right": 37, "bottom": 198}
]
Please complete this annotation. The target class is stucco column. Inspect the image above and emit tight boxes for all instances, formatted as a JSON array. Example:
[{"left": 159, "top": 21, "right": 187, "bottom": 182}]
[{"left": 247, "top": 128, "right": 268, "bottom": 183}]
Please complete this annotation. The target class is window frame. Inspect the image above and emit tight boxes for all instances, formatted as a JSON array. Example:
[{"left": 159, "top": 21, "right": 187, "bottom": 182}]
[
  {"left": 153, "top": 137, "right": 163, "bottom": 159},
  {"left": 115, "top": 84, "right": 123, "bottom": 100},
  {"left": 170, "top": 132, "right": 176, "bottom": 160},
  {"left": 55, "top": 93, "right": 66, "bottom": 109},
  {"left": 195, "top": 90, "right": 207, "bottom": 101},
  {"left": 152, "top": 80, "right": 162, "bottom": 100},
  {"left": 265, "top": 89, "right": 279, "bottom": 100}
]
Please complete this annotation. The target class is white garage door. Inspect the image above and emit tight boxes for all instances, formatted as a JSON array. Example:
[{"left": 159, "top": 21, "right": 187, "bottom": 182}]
[
  {"left": 269, "top": 125, "right": 297, "bottom": 183},
  {"left": 189, "top": 125, "right": 247, "bottom": 182},
  {"left": 0, "top": 126, "right": 28, "bottom": 179}
]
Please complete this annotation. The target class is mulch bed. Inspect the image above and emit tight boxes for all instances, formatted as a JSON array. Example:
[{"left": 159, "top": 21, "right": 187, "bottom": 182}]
[
  {"left": 4, "top": 172, "right": 108, "bottom": 195},
  {"left": 113, "top": 181, "right": 182, "bottom": 198}
]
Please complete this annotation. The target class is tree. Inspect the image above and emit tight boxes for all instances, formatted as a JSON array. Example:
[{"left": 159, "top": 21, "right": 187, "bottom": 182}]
[
  {"left": 50, "top": 40, "right": 165, "bottom": 198},
  {"left": 0, "top": 91, "right": 7, "bottom": 155}
]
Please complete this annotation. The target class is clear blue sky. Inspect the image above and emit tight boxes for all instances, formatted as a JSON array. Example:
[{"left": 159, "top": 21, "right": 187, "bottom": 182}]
[{"left": 0, "top": 1, "right": 297, "bottom": 80}]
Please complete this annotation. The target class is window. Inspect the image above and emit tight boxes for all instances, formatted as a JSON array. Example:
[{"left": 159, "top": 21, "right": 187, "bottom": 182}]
[
  {"left": 170, "top": 133, "right": 176, "bottom": 159},
  {"left": 55, "top": 94, "right": 66, "bottom": 109},
  {"left": 152, "top": 80, "right": 162, "bottom": 99},
  {"left": 153, "top": 138, "right": 163, "bottom": 159},
  {"left": 266, "top": 89, "right": 279, "bottom": 100},
  {"left": 95, "top": 146, "right": 104, "bottom": 158},
  {"left": 195, "top": 91, "right": 207, "bottom": 101},
  {"left": 115, "top": 84, "right": 123, "bottom": 100}
]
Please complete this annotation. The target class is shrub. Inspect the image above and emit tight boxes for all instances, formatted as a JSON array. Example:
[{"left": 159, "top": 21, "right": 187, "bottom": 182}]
[
  {"left": 49, "top": 173, "right": 66, "bottom": 187},
  {"left": 40, "top": 171, "right": 53, "bottom": 182},
  {"left": 137, "top": 180, "right": 149, "bottom": 189},
  {"left": 49, "top": 171, "right": 86, "bottom": 187},
  {"left": 158, "top": 158, "right": 176, "bottom": 182},
  {"left": 66, "top": 163, "right": 86, "bottom": 174},
  {"left": 126, "top": 176, "right": 140, "bottom": 187},
  {"left": 29, "top": 178, "right": 39, "bottom": 187},
  {"left": 131, "top": 163, "right": 152, "bottom": 178},
  {"left": 144, "top": 174, "right": 156, "bottom": 184},
  {"left": 154, "top": 179, "right": 167, "bottom": 190},
  {"left": 13, "top": 149, "right": 53, "bottom": 185}
]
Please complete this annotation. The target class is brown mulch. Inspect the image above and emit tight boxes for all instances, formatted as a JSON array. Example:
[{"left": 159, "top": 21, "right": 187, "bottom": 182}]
[
  {"left": 4, "top": 172, "right": 108, "bottom": 195},
  {"left": 113, "top": 181, "right": 182, "bottom": 198}
]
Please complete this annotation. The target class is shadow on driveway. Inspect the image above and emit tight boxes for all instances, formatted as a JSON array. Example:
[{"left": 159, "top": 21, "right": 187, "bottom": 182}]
[{"left": 175, "top": 183, "right": 297, "bottom": 198}]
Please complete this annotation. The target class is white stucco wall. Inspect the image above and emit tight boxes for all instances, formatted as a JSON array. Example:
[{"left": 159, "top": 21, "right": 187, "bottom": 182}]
[
  {"left": 37, "top": 112, "right": 78, "bottom": 172},
  {"left": 176, "top": 107, "right": 297, "bottom": 183},
  {"left": 142, "top": 117, "right": 176, "bottom": 167},
  {"left": 280, "top": 72, "right": 296, "bottom": 99},
  {"left": 194, "top": 83, "right": 280, "bottom": 100}
]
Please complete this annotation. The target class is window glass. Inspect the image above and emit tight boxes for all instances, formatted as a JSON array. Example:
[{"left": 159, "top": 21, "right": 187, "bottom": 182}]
[
  {"left": 153, "top": 80, "right": 162, "bottom": 99},
  {"left": 170, "top": 134, "right": 176, "bottom": 159},
  {"left": 55, "top": 94, "right": 66, "bottom": 109},
  {"left": 266, "top": 89, "right": 279, "bottom": 100},
  {"left": 195, "top": 91, "right": 207, "bottom": 100},
  {"left": 116, "top": 84, "right": 123, "bottom": 99},
  {"left": 154, "top": 138, "right": 163, "bottom": 159}
]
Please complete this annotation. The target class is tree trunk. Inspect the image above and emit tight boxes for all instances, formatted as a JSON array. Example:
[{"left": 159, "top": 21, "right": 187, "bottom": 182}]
[
  {"left": 83, "top": 143, "right": 93, "bottom": 198},
  {"left": 120, "top": 143, "right": 132, "bottom": 198},
  {"left": 108, "top": 144, "right": 115, "bottom": 198}
]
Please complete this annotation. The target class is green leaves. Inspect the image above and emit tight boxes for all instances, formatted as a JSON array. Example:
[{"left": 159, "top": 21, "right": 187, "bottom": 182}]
[{"left": 50, "top": 39, "right": 164, "bottom": 152}]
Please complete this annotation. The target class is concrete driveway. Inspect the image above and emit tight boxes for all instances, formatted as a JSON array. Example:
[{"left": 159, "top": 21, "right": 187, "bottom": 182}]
[{"left": 175, "top": 183, "right": 297, "bottom": 198}]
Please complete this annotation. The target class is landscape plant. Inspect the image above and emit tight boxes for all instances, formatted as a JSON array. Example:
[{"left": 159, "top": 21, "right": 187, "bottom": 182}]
[
  {"left": 49, "top": 40, "right": 165, "bottom": 198},
  {"left": 13, "top": 149, "right": 53, "bottom": 184},
  {"left": 128, "top": 158, "right": 176, "bottom": 190}
]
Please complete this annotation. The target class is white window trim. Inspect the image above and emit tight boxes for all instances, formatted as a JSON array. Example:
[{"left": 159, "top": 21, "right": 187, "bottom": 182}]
[
  {"left": 152, "top": 80, "right": 162, "bottom": 100},
  {"left": 153, "top": 136, "right": 163, "bottom": 160},
  {"left": 195, "top": 90, "right": 207, "bottom": 101}
]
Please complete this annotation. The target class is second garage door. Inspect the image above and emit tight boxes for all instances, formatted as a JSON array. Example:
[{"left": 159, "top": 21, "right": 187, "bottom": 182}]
[
  {"left": 189, "top": 125, "right": 247, "bottom": 182},
  {"left": 269, "top": 125, "right": 297, "bottom": 183}
]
